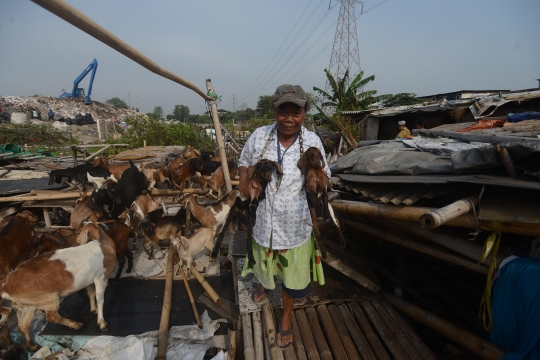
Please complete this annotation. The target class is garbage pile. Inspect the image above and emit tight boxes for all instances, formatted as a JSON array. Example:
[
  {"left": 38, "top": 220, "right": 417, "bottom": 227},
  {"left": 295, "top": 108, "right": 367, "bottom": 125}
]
[{"left": 0, "top": 95, "right": 139, "bottom": 125}]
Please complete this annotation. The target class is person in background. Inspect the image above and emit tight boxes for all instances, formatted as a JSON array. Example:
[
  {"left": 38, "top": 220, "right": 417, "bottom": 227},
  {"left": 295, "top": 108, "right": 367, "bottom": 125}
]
[
  {"left": 238, "top": 84, "right": 328, "bottom": 351},
  {"left": 48, "top": 109, "right": 54, "bottom": 121},
  {"left": 415, "top": 118, "right": 427, "bottom": 130},
  {"left": 396, "top": 120, "right": 411, "bottom": 138}
]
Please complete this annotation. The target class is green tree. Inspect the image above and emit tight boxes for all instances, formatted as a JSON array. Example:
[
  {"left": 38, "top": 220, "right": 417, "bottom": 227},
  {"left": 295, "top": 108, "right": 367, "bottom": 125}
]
[
  {"left": 313, "top": 69, "right": 390, "bottom": 113},
  {"left": 172, "top": 105, "right": 190, "bottom": 123},
  {"left": 382, "top": 93, "right": 422, "bottom": 107},
  {"left": 105, "top": 97, "right": 128, "bottom": 109},
  {"left": 153, "top": 106, "right": 163, "bottom": 119},
  {"left": 312, "top": 69, "right": 390, "bottom": 152},
  {"left": 166, "top": 114, "right": 175, "bottom": 121},
  {"left": 256, "top": 95, "right": 274, "bottom": 119}
]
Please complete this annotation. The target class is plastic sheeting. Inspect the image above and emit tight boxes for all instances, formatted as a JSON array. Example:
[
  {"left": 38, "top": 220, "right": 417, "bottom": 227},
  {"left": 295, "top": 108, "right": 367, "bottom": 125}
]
[
  {"left": 30, "top": 311, "right": 229, "bottom": 360},
  {"left": 331, "top": 137, "right": 540, "bottom": 178}
]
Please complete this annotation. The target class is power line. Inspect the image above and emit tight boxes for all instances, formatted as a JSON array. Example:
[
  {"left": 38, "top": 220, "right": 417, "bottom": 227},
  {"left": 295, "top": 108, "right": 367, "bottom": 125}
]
[
  {"left": 242, "top": 0, "right": 327, "bottom": 100},
  {"left": 240, "top": 0, "right": 311, "bottom": 98},
  {"left": 243, "top": 2, "right": 335, "bottom": 104},
  {"left": 247, "top": 0, "right": 392, "bottom": 106}
]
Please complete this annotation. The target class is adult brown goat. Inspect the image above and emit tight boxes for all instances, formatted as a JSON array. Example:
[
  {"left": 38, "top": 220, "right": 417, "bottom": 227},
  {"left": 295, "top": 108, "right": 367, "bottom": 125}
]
[
  {"left": 0, "top": 211, "right": 39, "bottom": 279},
  {"left": 297, "top": 147, "right": 345, "bottom": 258}
]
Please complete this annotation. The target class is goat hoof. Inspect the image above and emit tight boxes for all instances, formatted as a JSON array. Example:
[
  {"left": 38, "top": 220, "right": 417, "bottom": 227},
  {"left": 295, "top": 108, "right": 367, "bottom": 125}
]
[
  {"left": 27, "top": 342, "right": 41, "bottom": 352},
  {"left": 71, "top": 321, "right": 83, "bottom": 330}
]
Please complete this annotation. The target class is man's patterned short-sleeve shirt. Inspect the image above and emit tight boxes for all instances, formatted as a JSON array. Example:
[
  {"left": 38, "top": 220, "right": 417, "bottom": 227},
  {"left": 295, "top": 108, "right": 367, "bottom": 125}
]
[{"left": 238, "top": 124, "right": 331, "bottom": 250}]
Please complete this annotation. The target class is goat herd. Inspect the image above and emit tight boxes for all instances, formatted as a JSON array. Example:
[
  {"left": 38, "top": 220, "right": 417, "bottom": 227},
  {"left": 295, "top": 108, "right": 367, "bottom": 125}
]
[{"left": 0, "top": 145, "right": 344, "bottom": 352}]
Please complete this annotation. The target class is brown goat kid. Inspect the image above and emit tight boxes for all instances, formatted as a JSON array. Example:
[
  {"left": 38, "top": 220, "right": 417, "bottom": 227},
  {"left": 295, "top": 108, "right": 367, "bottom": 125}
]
[
  {"left": 297, "top": 147, "right": 346, "bottom": 258},
  {"left": 238, "top": 159, "right": 283, "bottom": 266},
  {"left": 70, "top": 196, "right": 104, "bottom": 229},
  {"left": 140, "top": 219, "right": 182, "bottom": 260},
  {"left": 0, "top": 211, "right": 39, "bottom": 279}
]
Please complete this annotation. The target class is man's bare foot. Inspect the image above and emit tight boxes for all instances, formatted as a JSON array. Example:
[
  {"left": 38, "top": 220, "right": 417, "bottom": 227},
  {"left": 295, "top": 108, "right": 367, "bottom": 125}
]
[{"left": 252, "top": 284, "right": 267, "bottom": 303}]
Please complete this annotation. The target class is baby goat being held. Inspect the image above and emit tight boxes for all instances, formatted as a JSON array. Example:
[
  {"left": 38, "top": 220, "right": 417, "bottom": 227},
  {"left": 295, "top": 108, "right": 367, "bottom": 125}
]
[
  {"left": 238, "top": 159, "right": 283, "bottom": 266},
  {"left": 298, "top": 147, "right": 346, "bottom": 258}
]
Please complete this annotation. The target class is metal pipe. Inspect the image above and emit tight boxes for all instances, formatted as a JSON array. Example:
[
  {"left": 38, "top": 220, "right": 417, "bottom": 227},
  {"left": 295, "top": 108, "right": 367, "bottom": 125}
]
[{"left": 31, "top": 0, "right": 212, "bottom": 101}]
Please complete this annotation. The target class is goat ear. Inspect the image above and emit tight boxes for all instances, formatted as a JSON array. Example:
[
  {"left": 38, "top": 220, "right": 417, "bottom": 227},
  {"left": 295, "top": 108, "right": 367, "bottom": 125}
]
[
  {"left": 271, "top": 161, "right": 284, "bottom": 175},
  {"left": 194, "top": 149, "right": 201, "bottom": 156},
  {"left": 247, "top": 164, "right": 257, "bottom": 180},
  {"left": 297, "top": 153, "right": 308, "bottom": 175},
  {"left": 79, "top": 215, "right": 91, "bottom": 228},
  {"left": 180, "top": 237, "right": 189, "bottom": 250}
]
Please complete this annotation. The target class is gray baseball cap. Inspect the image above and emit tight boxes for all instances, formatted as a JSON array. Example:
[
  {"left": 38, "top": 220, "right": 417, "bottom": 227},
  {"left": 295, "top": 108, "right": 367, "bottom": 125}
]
[{"left": 273, "top": 84, "right": 307, "bottom": 108}]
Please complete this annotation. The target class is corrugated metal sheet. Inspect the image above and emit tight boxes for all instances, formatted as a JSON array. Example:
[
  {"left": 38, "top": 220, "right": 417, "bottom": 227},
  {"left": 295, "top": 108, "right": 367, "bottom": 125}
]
[{"left": 332, "top": 177, "right": 455, "bottom": 205}]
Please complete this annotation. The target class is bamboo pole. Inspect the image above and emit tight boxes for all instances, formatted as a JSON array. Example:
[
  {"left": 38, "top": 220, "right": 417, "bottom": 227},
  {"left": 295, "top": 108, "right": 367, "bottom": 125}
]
[
  {"left": 330, "top": 199, "right": 540, "bottom": 238},
  {"left": 420, "top": 197, "right": 478, "bottom": 229},
  {"left": 326, "top": 305, "right": 361, "bottom": 360},
  {"left": 379, "top": 300, "right": 437, "bottom": 360},
  {"left": 377, "top": 218, "right": 505, "bottom": 266},
  {"left": 261, "top": 302, "right": 284, "bottom": 360},
  {"left": 31, "top": 0, "right": 212, "bottom": 101},
  {"left": 252, "top": 311, "right": 265, "bottom": 360},
  {"left": 348, "top": 302, "right": 390, "bottom": 360},
  {"left": 382, "top": 292, "right": 506, "bottom": 360},
  {"left": 371, "top": 300, "right": 423, "bottom": 360},
  {"left": 0, "top": 188, "right": 209, "bottom": 203},
  {"left": 294, "top": 309, "right": 321, "bottom": 360},
  {"left": 206, "top": 80, "right": 233, "bottom": 194},
  {"left": 304, "top": 307, "right": 332, "bottom": 360},
  {"left": 290, "top": 310, "right": 308, "bottom": 360},
  {"left": 155, "top": 244, "right": 175, "bottom": 360},
  {"left": 228, "top": 329, "right": 237, "bottom": 360},
  {"left": 337, "top": 304, "right": 377, "bottom": 360},
  {"left": 316, "top": 306, "right": 349, "bottom": 360},
  {"left": 343, "top": 219, "right": 489, "bottom": 274},
  {"left": 180, "top": 265, "right": 202, "bottom": 329},
  {"left": 496, "top": 145, "right": 516, "bottom": 178},
  {"left": 242, "top": 313, "right": 255, "bottom": 360},
  {"left": 359, "top": 301, "right": 409, "bottom": 360},
  {"left": 83, "top": 145, "right": 112, "bottom": 162},
  {"left": 190, "top": 265, "right": 222, "bottom": 305},
  {"left": 323, "top": 252, "right": 380, "bottom": 292},
  {"left": 42, "top": 208, "right": 52, "bottom": 228},
  {"left": 0, "top": 170, "right": 10, "bottom": 178}
]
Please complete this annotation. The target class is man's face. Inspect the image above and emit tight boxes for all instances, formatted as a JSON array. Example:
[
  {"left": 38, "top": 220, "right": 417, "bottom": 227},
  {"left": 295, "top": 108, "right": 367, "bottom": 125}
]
[
  {"left": 398, "top": 125, "right": 405, "bottom": 131},
  {"left": 274, "top": 103, "right": 305, "bottom": 137}
]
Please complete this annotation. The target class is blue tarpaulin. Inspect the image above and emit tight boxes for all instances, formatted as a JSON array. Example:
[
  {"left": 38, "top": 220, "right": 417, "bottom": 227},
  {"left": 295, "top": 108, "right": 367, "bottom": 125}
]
[
  {"left": 490, "top": 257, "right": 540, "bottom": 360},
  {"left": 507, "top": 112, "right": 540, "bottom": 123}
]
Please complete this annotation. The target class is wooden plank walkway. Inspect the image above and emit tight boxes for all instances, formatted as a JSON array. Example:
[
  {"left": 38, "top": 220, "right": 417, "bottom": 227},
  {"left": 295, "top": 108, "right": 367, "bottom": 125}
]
[{"left": 242, "top": 300, "right": 437, "bottom": 360}]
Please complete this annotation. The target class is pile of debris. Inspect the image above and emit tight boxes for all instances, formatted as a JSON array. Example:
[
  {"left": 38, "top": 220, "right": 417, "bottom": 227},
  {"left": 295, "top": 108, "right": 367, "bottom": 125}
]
[{"left": 0, "top": 95, "right": 141, "bottom": 144}]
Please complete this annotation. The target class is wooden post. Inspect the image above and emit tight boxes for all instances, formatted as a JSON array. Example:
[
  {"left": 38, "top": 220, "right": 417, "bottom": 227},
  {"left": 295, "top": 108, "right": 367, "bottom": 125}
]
[
  {"left": 43, "top": 208, "right": 52, "bottom": 228},
  {"left": 180, "top": 265, "right": 202, "bottom": 328},
  {"left": 382, "top": 292, "right": 506, "bottom": 360},
  {"left": 190, "top": 265, "right": 222, "bottom": 305},
  {"left": 206, "top": 80, "right": 233, "bottom": 194},
  {"left": 496, "top": 145, "right": 516, "bottom": 178},
  {"left": 420, "top": 197, "right": 478, "bottom": 229},
  {"left": 97, "top": 120, "right": 102, "bottom": 140},
  {"left": 144, "top": 140, "right": 147, "bottom": 148},
  {"left": 155, "top": 244, "right": 175, "bottom": 360},
  {"left": 83, "top": 145, "right": 112, "bottom": 162},
  {"left": 242, "top": 313, "right": 255, "bottom": 360},
  {"left": 71, "top": 146, "right": 78, "bottom": 166},
  {"left": 343, "top": 219, "right": 489, "bottom": 274}
]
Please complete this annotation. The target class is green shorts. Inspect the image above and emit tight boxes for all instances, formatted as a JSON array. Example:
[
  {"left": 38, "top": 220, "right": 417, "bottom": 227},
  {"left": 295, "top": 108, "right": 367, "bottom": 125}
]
[{"left": 241, "top": 233, "right": 325, "bottom": 291}]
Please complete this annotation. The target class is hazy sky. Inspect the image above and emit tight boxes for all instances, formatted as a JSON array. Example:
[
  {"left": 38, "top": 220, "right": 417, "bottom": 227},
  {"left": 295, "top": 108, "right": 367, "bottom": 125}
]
[{"left": 1, "top": 1, "right": 539, "bottom": 116}]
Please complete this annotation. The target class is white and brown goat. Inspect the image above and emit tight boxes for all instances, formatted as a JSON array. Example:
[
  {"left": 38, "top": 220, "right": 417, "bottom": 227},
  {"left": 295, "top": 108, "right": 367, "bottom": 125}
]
[
  {"left": 118, "top": 195, "right": 162, "bottom": 250},
  {"left": 0, "top": 222, "right": 116, "bottom": 351},
  {"left": 298, "top": 147, "right": 345, "bottom": 258},
  {"left": 199, "top": 166, "right": 239, "bottom": 200},
  {"left": 171, "top": 228, "right": 215, "bottom": 274}
]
